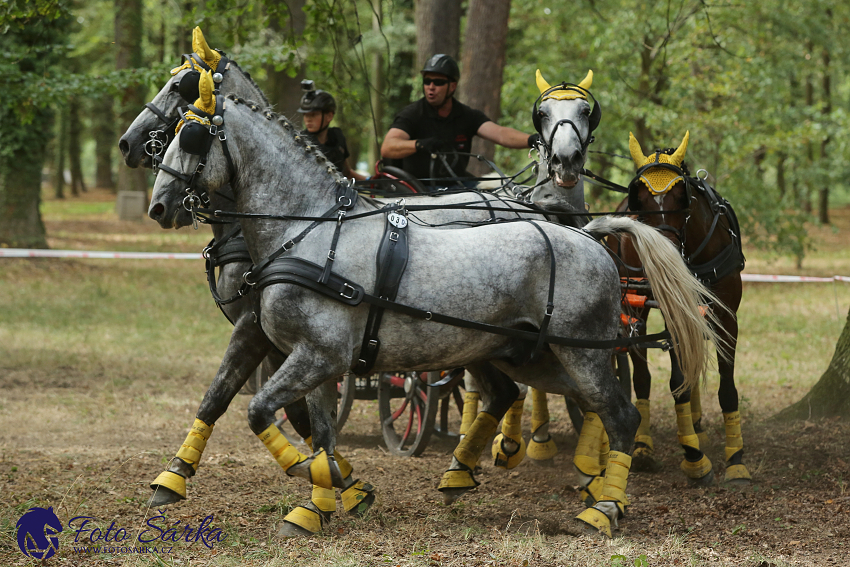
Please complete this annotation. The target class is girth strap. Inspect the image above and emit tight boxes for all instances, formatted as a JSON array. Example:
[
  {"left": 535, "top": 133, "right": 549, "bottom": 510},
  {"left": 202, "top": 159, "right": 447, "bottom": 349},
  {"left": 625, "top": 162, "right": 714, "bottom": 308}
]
[{"left": 354, "top": 209, "right": 410, "bottom": 376}]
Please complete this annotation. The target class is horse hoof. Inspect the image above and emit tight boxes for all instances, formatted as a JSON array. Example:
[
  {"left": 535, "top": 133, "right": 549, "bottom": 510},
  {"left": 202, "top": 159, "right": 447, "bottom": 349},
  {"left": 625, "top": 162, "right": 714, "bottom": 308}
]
[
  {"left": 278, "top": 505, "right": 329, "bottom": 537},
  {"left": 687, "top": 469, "right": 715, "bottom": 486},
  {"left": 342, "top": 480, "right": 376, "bottom": 517},
  {"left": 441, "top": 486, "right": 472, "bottom": 505},
  {"left": 278, "top": 520, "right": 317, "bottom": 538},
  {"left": 147, "top": 486, "right": 184, "bottom": 508},
  {"left": 575, "top": 507, "right": 612, "bottom": 538},
  {"left": 724, "top": 464, "right": 752, "bottom": 485},
  {"left": 527, "top": 437, "right": 558, "bottom": 463},
  {"left": 631, "top": 451, "right": 662, "bottom": 473}
]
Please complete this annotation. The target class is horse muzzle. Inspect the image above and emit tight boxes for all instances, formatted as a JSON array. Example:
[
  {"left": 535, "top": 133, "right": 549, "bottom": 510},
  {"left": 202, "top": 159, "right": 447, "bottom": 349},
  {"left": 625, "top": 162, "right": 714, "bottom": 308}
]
[{"left": 149, "top": 201, "right": 192, "bottom": 229}]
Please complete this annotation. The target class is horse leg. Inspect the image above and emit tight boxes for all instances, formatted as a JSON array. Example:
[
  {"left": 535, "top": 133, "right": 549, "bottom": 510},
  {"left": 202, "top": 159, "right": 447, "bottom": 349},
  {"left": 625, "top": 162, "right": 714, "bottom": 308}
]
[
  {"left": 670, "top": 351, "right": 714, "bottom": 485},
  {"left": 492, "top": 382, "right": 528, "bottom": 469},
  {"left": 690, "top": 385, "right": 710, "bottom": 448},
  {"left": 526, "top": 387, "right": 559, "bottom": 463},
  {"left": 554, "top": 348, "right": 639, "bottom": 538},
  {"left": 247, "top": 349, "right": 349, "bottom": 491},
  {"left": 715, "top": 311, "right": 751, "bottom": 484},
  {"left": 438, "top": 362, "right": 518, "bottom": 505},
  {"left": 630, "top": 342, "right": 659, "bottom": 472},
  {"left": 149, "top": 316, "right": 272, "bottom": 507},
  {"left": 458, "top": 370, "right": 480, "bottom": 440}
]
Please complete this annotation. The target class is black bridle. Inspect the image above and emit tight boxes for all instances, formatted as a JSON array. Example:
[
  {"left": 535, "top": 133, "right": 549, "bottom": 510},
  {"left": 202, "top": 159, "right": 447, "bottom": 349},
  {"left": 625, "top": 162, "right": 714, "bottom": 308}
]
[
  {"left": 530, "top": 83, "right": 601, "bottom": 169},
  {"left": 143, "top": 52, "right": 231, "bottom": 168}
]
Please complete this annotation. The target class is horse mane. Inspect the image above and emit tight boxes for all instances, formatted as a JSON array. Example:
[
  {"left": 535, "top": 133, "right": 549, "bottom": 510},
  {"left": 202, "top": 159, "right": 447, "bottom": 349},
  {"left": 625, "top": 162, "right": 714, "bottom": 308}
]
[
  {"left": 227, "top": 60, "right": 272, "bottom": 109},
  {"left": 224, "top": 94, "right": 347, "bottom": 186}
]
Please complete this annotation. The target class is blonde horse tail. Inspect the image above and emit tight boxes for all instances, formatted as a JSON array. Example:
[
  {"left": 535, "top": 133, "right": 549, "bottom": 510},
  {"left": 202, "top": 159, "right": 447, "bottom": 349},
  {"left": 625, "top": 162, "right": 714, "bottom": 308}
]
[{"left": 584, "top": 216, "right": 729, "bottom": 394}]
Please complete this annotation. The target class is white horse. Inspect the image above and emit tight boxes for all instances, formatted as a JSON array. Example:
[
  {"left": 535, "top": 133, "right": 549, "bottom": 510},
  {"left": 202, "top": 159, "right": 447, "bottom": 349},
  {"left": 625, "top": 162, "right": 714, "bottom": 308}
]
[{"left": 147, "top": 70, "right": 722, "bottom": 537}]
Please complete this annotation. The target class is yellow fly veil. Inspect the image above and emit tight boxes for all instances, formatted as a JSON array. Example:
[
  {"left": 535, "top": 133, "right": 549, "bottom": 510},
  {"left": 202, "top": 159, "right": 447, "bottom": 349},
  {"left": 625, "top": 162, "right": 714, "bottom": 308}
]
[{"left": 630, "top": 131, "right": 690, "bottom": 196}]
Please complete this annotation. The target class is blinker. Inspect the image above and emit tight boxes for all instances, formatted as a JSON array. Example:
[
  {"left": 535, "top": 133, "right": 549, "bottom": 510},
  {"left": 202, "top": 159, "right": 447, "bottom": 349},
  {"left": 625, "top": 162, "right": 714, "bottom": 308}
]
[
  {"left": 179, "top": 121, "right": 213, "bottom": 156},
  {"left": 178, "top": 70, "right": 202, "bottom": 103}
]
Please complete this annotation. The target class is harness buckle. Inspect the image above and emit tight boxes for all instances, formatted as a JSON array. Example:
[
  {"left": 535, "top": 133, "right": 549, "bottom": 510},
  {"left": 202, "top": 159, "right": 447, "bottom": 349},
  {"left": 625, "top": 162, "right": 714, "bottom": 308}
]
[
  {"left": 368, "top": 340, "right": 378, "bottom": 349},
  {"left": 218, "top": 130, "right": 227, "bottom": 142},
  {"left": 242, "top": 271, "right": 256, "bottom": 286},
  {"left": 337, "top": 210, "right": 346, "bottom": 225},
  {"left": 340, "top": 283, "right": 356, "bottom": 300},
  {"left": 209, "top": 124, "right": 218, "bottom": 136},
  {"left": 389, "top": 232, "right": 399, "bottom": 242},
  {"left": 327, "top": 250, "right": 335, "bottom": 261},
  {"left": 545, "top": 304, "right": 554, "bottom": 317},
  {"left": 338, "top": 195, "right": 352, "bottom": 208},
  {"left": 282, "top": 239, "right": 296, "bottom": 251}
]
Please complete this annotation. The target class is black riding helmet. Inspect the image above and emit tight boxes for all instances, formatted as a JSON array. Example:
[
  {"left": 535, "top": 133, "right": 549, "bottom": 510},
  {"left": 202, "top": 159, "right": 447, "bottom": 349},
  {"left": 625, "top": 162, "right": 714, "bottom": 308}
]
[
  {"left": 298, "top": 85, "right": 337, "bottom": 114},
  {"left": 421, "top": 54, "right": 460, "bottom": 82}
]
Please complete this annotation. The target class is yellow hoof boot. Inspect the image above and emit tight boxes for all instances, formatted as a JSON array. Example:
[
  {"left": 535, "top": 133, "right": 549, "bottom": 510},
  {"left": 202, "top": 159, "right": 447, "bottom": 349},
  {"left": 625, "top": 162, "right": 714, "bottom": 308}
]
[
  {"left": 576, "top": 506, "right": 612, "bottom": 538},
  {"left": 438, "top": 468, "right": 478, "bottom": 505},
  {"left": 491, "top": 434, "right": 527, "bottom": 469},
  {"left": 579, "top": 476, "right": 604, "bottom": 508},
  {"left": 724, "top": 463, "right": 752, "bottom": 484},
  {"left": 278, "top": 505, "right": 330, "bottom": 538},
  {"left": 527, "top": 436, "right": 558, "bottom": 462},
  {"left": 342, "top": 480, "right": 375, "bottom": 517},
  {"left": 681, "top": 455, "right": 714, "bottom": 484},
  {"left": 150, "top": 471, "right": 187, "bottom": 499}
]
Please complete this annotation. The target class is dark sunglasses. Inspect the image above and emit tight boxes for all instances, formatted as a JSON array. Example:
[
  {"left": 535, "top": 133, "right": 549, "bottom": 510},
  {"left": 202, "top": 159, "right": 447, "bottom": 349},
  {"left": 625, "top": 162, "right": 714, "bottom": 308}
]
[{"left": 423, "top": 77, "right": 450, "bottom": 86}]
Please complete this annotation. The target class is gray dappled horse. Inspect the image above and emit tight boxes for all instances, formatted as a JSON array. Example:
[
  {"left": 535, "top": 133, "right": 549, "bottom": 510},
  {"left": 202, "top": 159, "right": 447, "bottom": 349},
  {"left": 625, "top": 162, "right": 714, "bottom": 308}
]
[
  {"left": 148, "top": 71, "right": 722, "bottom": 537},
  {"left": 120, "top": 25, "right": 604, "bottom": 533}
]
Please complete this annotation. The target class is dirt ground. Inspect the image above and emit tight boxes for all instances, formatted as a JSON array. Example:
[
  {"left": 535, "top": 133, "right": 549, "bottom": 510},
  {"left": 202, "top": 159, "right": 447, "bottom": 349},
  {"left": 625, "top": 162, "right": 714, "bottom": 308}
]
[{"left": 2, "top": 189, "right": 850, "bottom": 566}]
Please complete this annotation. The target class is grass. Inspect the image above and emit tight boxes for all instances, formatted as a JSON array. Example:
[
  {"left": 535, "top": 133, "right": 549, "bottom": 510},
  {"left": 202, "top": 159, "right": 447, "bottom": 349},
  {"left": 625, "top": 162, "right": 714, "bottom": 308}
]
[{"left": 2, "top": 188, "right": 849, "bottom": 565}]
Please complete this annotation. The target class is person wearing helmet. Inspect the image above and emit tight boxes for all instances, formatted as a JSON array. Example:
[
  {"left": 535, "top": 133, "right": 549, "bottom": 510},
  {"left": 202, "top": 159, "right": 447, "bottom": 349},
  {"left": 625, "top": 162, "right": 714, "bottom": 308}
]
[
  {"left": 380, "top": 54, "right": 537, "bottom": 184},
  {"left": 298, "top": 81, "right": 366, "bottom": 181}
]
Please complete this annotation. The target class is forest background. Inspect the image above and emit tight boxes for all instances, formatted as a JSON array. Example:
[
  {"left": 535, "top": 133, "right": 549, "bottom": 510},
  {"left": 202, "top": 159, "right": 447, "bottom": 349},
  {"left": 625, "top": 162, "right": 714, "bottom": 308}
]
[{"left": 1, "top": 0, "right": 848, "bottom": 264}]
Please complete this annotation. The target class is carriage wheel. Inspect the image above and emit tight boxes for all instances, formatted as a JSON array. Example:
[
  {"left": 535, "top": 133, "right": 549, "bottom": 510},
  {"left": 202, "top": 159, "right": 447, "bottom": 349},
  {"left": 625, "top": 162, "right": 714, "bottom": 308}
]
[
  {"left": 336, "top": 373, "right": 355, "bottom": 431},
  {"left": 377, "top": 371, "right": 439, "bottom": 457}
]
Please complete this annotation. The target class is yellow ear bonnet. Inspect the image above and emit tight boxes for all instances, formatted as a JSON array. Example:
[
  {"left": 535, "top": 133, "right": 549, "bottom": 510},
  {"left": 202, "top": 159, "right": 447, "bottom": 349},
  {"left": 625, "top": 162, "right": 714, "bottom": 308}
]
[{"left": 630, "top": 131, "right": 690, "bottom": 195}]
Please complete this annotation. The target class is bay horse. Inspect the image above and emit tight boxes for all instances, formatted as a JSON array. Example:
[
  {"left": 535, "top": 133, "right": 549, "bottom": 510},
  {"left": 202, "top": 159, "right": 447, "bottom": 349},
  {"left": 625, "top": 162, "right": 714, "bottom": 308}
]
[
  {"left": 608, "top": 131, "right": 748, "bottom": 484},
  {"left": 147, "top": 70, "right": 722, "bottom": 537}
]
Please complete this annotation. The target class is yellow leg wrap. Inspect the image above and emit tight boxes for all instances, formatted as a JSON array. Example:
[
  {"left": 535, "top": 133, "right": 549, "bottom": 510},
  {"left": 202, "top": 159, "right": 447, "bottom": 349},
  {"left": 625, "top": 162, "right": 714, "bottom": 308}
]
[
  {"left": 307, "top": 449, "right": 333, "bottom": 489},
  {"left": 599, "top": 451, "right": 631, "bottom": 517},
  {"left": 258, "top": 424, "right": 307, "bottom": 472},
  {"left": 576, "top": 506, "right": 612, "bottom": 538},
  {"left": 574, "top": 412, "right": 604, "bottom": 477},
  {"left": 675, "top": 403, "right": 700, "bottom": 451},
  {"left": 174, "top": 418, "right": 214, "bottom": 471},
  {"left": 492, "top": 398, "right": 527, "bottom": 469},
  {"left": 681, "top": 455, "right": 713, "bottom": 479},
  {"left": 723, "top": 411, "right": 744, "bottom": 462},
  {"left": 579, "top": 475, "right": 604, "bottom": 507},
  {"left": 459, "top": 392, "right": 480, "bottom": 437},
  {"left": 599, "top": 429, "right": 610, "bottom": 470},
  {"left": 454, "top": 412, "right": 498, "bottom": 470},
  {"left": 311, "top": 485, "right": 336, "bottom": 514},
  {"left": 530, "top": 388, "right": 549, "bottom": 434},
  {"left": 690, "top": 389, "right": 710, "bottom": 448},
  {"left": 282, "top": 506, "right": 325, "bottom": 535},
  {"left": 150, "top": 471, "right": 186, "bottom": 499},
  {"left": 304, "top": 436, "right": 353, "bottom": 479},
  {"left": 634, "top": 399, "right": 654, "bottom": 452},
  {"left": 341, "top": 480, "right": 375, "bottom": 515},
  {"left": 438, "top": 469, "right": 478, "bottom": 491}
]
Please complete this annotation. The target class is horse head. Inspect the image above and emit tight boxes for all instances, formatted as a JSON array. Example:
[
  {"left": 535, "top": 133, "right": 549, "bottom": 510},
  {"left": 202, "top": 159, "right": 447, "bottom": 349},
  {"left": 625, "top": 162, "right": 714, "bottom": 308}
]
[
  {"left": 532, "top": 69, "right": 598, "bottom": 189},
  {"left": 119, "top": 26, "right": 263, "bottom": 169},
  {"left": 149, "top": 70, "right": 232, "bottom": 229},
  {"left": 626, "top": 131, "right": 691, "bottom": 236}
]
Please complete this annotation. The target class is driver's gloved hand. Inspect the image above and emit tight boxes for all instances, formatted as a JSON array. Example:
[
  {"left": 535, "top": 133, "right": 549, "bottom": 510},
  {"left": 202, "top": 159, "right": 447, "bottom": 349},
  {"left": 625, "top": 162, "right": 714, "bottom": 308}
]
[{"left": 415, "top": 137, "right": 446, "bottom": 155}]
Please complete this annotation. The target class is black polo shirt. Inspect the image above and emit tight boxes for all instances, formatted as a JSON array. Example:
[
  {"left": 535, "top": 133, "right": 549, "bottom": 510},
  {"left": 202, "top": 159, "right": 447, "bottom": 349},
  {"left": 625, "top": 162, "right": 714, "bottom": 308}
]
[
  {"left": 389, "top": 97, "right": 490, "bottom": 180},
  {"left": 302, "top": 127, "right": 350, "bottom": 173}
]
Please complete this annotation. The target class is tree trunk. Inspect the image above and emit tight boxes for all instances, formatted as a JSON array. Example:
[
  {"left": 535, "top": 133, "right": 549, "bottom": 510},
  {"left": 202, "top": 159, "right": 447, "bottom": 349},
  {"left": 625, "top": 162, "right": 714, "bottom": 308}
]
[
  {"left": 0, "top": 107, "right": 50, "bottom": 248},
  {"left": 264, "top": 0, "right": 306, "bottom": 119},
  {"left": 69, "top": 99, "right": 87, "bottom": 195},
  {"left": 54, "top": 107, "right": 67, "bottom": 200},
  {"left": 802, "top": 40, "right": 814, "bottom": 214},
  {"left": 459, "top": 0, "right": 511, "bottom": 174},
  {"left": 93, "top": 95, "right": 115, "bottom": 190},
  {"left": 367, "top": 0, "right": 384, "bottom": 167},
  {"left": 776, "top": 306, "right": 850, "bottom": 420},
  {"left": 414, "top": 0, "right": 461, "bottom": 68},
  {"left": 115, "top": 0, "right": 148, "bottom": 195}
]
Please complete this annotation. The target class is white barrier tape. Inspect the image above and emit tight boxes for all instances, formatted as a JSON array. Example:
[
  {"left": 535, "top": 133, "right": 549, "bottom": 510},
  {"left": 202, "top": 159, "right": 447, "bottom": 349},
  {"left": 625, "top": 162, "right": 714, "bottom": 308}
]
[
  {"left": 0, "top": 248, "right": 201, "bottom": 260},
  {"left": 742, "top": 274, "right": 850, "bottom": 283},
  {"left": 2, "top": 249, "right": 849, "bottom": 283}
]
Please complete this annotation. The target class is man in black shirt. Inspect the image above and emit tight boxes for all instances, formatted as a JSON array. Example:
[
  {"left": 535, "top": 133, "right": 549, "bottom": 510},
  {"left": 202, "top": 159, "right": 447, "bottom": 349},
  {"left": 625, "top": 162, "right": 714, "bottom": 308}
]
[
  {"left": 298, "top": 82, "right": 366, "bottom": 181},
  {"left": 381, "top": 54, "right": 537, "bottom": 183}
]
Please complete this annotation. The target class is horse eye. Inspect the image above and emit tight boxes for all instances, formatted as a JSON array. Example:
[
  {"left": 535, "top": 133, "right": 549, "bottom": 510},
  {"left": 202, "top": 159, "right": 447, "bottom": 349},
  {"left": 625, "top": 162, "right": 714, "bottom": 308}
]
[{"left": 581, "top": 107, "right": 591, "bottom": 116}]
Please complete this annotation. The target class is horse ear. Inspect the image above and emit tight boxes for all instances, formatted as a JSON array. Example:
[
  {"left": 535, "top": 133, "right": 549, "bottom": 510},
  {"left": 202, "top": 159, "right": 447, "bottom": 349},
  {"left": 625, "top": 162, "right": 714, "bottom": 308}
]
[
  {"left": 536, "top": 69, "right": 552, "bottom": 94},
  {"left": 577, "top": 70, "right": 593, "bottom": 92},
  {"left": 629, "top": 132, "right": 646, "bottom": 168},
  {"left": 671, "top": 130, "right": 690, "bottom": 166},
  {"left": 196, "top": 70, "right": 216, "bottom": 113},
  {"left": 192, "top": 26, "right": 218, "bottom": 66}
]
